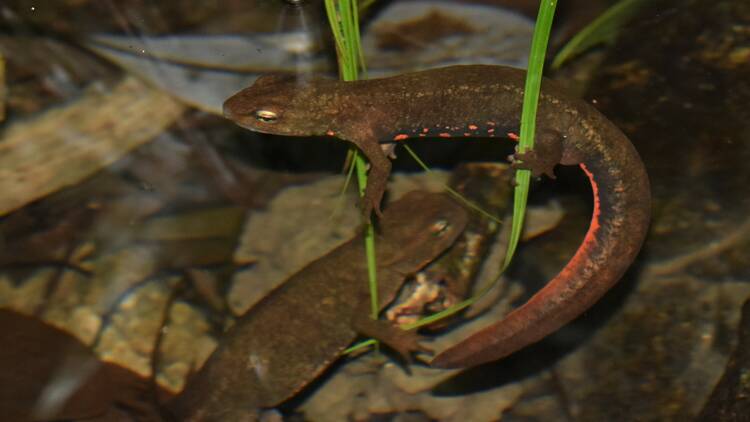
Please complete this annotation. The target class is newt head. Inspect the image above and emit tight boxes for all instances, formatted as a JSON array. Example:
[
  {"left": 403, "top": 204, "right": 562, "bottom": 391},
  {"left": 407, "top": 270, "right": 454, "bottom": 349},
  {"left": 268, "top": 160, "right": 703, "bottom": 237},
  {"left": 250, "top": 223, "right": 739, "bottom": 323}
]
[
  {"left": 378, "top": 191, "right": 468, "bottom": 268},
  {"left": 223, "top": 74, "right": 340, "bottom": 137}
]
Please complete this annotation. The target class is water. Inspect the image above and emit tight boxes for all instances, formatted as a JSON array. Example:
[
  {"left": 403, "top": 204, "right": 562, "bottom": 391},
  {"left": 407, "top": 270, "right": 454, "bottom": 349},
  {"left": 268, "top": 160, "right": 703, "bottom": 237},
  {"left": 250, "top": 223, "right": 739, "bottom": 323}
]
[{"left": 1, "top": 0, "right": 748, "bottom": 420}]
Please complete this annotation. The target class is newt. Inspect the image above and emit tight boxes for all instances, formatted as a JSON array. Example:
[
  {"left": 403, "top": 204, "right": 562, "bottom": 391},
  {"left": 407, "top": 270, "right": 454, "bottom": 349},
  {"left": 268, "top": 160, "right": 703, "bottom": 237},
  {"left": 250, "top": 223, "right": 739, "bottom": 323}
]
[
  {"left": 223, "top": 64, "right": 651, "bottom": 368},
  {"left": 166, "top": 191, "right": 467, "bottom": 421}
]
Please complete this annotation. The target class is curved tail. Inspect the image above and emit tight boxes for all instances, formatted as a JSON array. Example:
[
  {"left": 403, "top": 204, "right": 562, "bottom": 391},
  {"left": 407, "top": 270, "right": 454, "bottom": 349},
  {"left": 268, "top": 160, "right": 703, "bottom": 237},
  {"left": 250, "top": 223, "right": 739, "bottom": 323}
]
[{"left": 432, "top": 159, "right": 650, "bottom": 369}]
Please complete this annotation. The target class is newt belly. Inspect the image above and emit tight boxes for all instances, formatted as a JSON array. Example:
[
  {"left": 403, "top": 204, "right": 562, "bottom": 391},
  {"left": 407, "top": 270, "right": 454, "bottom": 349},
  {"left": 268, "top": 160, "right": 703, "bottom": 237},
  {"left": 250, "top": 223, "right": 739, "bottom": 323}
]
[
  {"left": 167, "top": 191, "right": 467, "bottom": 421},
  {"left": 223, "top": 65, "right": 651, "bottom": 368}
]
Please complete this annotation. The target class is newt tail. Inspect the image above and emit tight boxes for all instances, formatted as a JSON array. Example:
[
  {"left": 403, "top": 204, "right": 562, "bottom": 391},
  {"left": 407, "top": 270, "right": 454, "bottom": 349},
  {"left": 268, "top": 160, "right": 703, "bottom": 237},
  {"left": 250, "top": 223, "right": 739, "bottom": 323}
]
[{"left": 223, "top": 65, "right": 651, "bottom": 368}]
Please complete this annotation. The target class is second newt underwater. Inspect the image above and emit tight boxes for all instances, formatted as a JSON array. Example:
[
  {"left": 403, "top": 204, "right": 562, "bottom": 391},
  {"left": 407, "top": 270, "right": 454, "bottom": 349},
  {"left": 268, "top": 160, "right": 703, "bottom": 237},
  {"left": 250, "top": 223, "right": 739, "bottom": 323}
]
[
  {"left": 167, "top": 191, "right": 468, "bottom": 421},
  {"left": 223, "top": 64, "right": 651, "bottom": 369}
]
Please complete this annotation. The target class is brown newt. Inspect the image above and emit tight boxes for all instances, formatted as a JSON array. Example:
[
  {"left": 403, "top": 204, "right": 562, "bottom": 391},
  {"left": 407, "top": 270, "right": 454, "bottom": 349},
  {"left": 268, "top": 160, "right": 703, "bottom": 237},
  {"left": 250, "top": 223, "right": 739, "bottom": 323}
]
[
  {"left": 223, "top": 65, "right": 651, "bottom": 368},
  {"left": 166, "top": 191, "right": 468, "bottom": 421}
]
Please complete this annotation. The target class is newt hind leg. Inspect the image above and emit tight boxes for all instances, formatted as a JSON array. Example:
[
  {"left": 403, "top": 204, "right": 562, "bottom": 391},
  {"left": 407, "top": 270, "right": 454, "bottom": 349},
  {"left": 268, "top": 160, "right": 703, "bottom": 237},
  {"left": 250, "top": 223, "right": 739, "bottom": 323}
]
[
  {"left": 351, "top": 310, "right": 432, "bottom": 364},
  {"left": 510, "top": 130, "right": 564, "bottom": 179}
]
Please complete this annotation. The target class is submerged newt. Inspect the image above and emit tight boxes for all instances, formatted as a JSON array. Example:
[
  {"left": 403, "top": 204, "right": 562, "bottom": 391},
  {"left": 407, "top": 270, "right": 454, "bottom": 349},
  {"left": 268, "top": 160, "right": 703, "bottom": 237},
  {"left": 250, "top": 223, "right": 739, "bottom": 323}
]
[
  {"left": 223, "top": 65, "right": 651, "bottom": 368},
  {"left": 167, "top": 191, "right": 467, "bottom": 421}
]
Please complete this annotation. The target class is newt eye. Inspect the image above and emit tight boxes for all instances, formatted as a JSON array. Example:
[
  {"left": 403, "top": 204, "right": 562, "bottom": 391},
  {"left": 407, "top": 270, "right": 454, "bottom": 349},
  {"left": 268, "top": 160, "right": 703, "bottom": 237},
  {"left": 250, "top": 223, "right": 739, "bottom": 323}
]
[{"left": 254, "top": 109, "right": 278, "bottom": 123}]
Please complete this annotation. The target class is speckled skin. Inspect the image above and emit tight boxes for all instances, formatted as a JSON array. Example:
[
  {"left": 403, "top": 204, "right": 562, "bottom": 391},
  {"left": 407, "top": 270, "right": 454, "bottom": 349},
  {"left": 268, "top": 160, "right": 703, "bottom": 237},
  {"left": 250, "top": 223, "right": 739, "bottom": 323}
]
[
  {"left": 223, "top": 65, "right": 651, "bottom": 369},
  {"left": 166, "top": 191, "right": 467, "bottom": 421}
]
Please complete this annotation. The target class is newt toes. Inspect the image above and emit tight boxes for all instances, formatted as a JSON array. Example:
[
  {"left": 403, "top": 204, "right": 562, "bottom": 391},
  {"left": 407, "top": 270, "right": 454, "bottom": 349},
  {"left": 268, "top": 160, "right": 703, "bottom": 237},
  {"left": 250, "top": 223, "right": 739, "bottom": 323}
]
[
  {"left": 223, "top": 65, "right": 650, "bottom": 368},
  {"left": 352, "top": 310, "right": 433, "bottom": 365},
  {"left": 166, "top": 191, "right": 467, "bottom": 421}
]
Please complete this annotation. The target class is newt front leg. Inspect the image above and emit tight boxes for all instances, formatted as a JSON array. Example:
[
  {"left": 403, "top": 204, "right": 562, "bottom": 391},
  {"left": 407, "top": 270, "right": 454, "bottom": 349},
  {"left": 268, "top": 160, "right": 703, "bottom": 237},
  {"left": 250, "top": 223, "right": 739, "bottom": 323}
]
[
  {"left": 335, "top": 106, "right": 393, "bottom": 219},
  {"left": 346, "top": 133, "right": 392, "bottom": 219}
]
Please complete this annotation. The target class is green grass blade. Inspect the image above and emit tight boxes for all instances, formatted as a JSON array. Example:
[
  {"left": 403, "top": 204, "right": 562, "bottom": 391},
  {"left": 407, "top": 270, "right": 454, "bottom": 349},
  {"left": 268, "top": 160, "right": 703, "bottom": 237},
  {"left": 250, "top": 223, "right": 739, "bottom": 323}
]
[
  {"left": 552, "top": 0, "right": 647, "bottom": 69},
  {"left": 402, "top": 144, "right": 502, "bottom": 225},
  {"left": 332, "top": 150, "right": 358, "bottom": 219},
  {"left": 343, "top": 338, "right": 377, "bottom": 355},
  {"left": 404, "top": 0, "right": 557, "bottom": 331},
  {"left": 505, "top": 0, "right": 556, "bottom": 271},
  {"left": 324, "top": 0, "right": 379, "bottom": 320}
]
